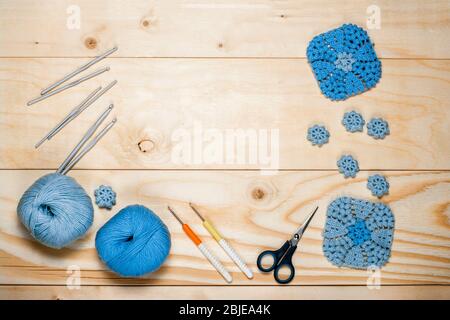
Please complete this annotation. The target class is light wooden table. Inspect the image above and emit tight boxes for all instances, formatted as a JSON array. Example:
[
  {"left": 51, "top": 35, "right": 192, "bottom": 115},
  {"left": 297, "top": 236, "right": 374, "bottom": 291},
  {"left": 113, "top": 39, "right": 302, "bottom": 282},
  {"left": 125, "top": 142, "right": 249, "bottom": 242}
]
[{"left": 0, "top": 0, "right": 449, "bottom": 300}]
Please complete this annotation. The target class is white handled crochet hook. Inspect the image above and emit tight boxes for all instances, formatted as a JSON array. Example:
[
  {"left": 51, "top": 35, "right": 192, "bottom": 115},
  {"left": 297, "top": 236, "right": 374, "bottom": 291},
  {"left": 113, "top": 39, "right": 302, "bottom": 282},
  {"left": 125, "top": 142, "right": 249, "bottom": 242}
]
[
  {"left": 57, "top": 104, "right": 113, "bottom": 174},
  {"left": 168, "top": 206, "right": 233, "bottom": 283},
  {"left": 35, "top": 80, "right": 118, "bottom": 148},
  {"left": 27, "top": 67, "right": 110, "bottom": 106},
  {"left": 189, "top": 203, "right": 253, "bottom": 279},
  {"left": 40, "top": 46, "right": 117, "bottom": 96}
]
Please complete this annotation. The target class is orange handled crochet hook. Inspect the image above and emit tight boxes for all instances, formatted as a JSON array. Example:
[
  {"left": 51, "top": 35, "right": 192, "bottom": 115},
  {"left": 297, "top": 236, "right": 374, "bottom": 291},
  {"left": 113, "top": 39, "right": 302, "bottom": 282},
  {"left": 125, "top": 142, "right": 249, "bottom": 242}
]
[
  {"left": 168, "top": 206, "right": 232, "bottom": 283},
  {"left": 189, "top": 203, "right": 253, "bottom": 279}
]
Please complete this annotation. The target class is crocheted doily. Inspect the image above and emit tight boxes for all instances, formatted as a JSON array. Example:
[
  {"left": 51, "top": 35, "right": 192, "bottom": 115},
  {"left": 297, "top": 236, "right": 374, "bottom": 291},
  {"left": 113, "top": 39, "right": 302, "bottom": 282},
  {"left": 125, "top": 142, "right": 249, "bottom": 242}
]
[
  {"left": 323, "top": 197, "right": 394, "bottom": 269},
  {"left": 367, "top": 174, "right": 389, "bottom": 198},
  {"left": 307, "top": 24, "right": 382, "bottom": 101},
  {"left": 367, "top": 117, "right": 390, "bottom": 139},
  {"left": 342, "top": 110, "right": 365, "bottom": 133},
  {"left": 94, "top": 185, "right": 117, "bottom": 210},
  {"left": 337, "top": 155, "right": 359, "bottom": 178},
  {"left": 307, "top": 124, "right": 330, "bottom": 146}
]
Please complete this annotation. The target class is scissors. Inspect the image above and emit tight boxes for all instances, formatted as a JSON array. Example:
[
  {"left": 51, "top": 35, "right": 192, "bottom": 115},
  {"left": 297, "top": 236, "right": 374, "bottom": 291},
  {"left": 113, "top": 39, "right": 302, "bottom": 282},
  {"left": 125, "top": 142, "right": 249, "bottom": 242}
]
[{"left": 257, "top": 206, "right": 319, "bottom": 284}]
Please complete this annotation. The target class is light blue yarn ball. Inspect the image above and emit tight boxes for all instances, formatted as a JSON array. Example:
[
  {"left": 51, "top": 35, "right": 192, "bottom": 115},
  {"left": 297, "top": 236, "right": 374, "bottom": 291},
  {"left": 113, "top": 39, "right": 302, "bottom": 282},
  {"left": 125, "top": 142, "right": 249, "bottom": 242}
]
[
  {"left": 95, "top": 205, "right": 171, "bottom": 277},
  {"left": 17, "top": 173, "right": 94, "bottom": 249}
]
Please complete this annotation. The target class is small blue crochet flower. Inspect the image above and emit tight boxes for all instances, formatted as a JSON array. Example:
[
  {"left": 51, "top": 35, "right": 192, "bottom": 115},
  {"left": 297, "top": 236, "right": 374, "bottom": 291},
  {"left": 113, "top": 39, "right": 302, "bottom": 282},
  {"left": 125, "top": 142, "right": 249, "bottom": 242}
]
[
  {"left": 337, "top": 155, "right": 359, "bottom": 178},
  {"left": 307, "top": 125, "right": 330, "bottom": 146},
  {"left": 307, "top": 24, "right": 382, "bottom": 101},
  {"left": 367, "top": 174, "right": 389, "bottom": 198},
  {"left": 367, "top": 117, "right": 390, "bottom": 139},
  {"left": 342, "top": 110, "right": 365, "bottom": 132},
  {"left": 323, "top": 197, "right": 395, "bottom": 269},
  {"left": 94, "top": 185, "right": 116, "bottom": 210}
]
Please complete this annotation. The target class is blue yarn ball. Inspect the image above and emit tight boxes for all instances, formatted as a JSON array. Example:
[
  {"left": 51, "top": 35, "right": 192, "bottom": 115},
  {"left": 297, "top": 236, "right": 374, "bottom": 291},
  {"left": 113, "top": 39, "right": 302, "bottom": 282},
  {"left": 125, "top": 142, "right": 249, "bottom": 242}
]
[
  {"left": 95, "top": 205, "right": 171, "bottom": 277},
  {"left": 17, "top": 173, "right": 94, "bottom": 249}
]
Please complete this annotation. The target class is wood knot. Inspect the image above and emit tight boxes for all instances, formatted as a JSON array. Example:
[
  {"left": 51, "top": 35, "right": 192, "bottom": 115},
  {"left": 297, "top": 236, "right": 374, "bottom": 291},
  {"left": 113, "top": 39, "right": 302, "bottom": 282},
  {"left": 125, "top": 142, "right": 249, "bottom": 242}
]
[
  {"left": 217, "top": 42, "right": 224, "bottom": 48},
  {"left": 138, "top": 139, "right": 155, "bottom": 153},
  {"left": 246, "top": 180, "right": 277, "bottom": 208},
  {"left": 140, "top": 14, "right": 157, "bottom": 30},
  {"left": 84, "top": 37, "right": 97, "bottom": 49},
  {"left": 252, "top": 188, "right": 265, "bottom": 200},
  {"left": 280, "top": 14, "right": 286, "bottom": 18}
]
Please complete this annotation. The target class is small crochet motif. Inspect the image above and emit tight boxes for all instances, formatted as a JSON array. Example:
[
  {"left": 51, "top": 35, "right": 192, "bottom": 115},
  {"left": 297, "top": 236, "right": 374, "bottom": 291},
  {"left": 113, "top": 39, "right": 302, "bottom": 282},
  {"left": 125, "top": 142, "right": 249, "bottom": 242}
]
[
  {"left": 342, "top": 110, "right": 365, "bottom": 132},
  {"left": 323, "top": 197, "right": 395, "bottom": 269},
  {"left": 307, "top": 124, "right": 330, "bottom": 146},
  {"left": 367, "top": 174, "right": 389, "bottom": 198},
  {"left": 306, "top": 24, "right": 382, "bottom": 101},
  {"left": 94, "top": 185, "right": 116, "bottom": 210},
  {"left": 367, "top": 117, "right": 389, "bottom": 139},
  {"left": 337, "top": 155, "right": 359, "bottom": 178}
]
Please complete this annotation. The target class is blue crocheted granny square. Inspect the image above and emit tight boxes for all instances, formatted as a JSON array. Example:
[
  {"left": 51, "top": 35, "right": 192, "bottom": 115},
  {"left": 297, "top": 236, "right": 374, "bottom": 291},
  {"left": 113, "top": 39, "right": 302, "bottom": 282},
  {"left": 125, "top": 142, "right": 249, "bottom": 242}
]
[
  {"left": 323, "top": 197, "right": 394, "bottom": 269},
  {"left": 307, "top": 24, "right": 382, "bottom": 101}
]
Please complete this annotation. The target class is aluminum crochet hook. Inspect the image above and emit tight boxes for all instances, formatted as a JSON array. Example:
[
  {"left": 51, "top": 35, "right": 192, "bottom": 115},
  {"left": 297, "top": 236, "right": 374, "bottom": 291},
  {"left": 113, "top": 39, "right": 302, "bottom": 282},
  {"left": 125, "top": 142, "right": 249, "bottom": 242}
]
[
  {"left": 61, "top": 118, "right": 116, "bottom": 175},
  {"left": 35, "top": 80, "right": 117, "bottom": 148},
  {"left": 57, "top": 104, "right": 114, "bottom": 174},
  {"left": 40, "top": 46, "right": 118, "bottom": 96},
  {"left": 34, "top": 86, "right": 102, "bottom": 148},
  {"left": 27, "top": 66, "right": 110, "bottom": 106}
]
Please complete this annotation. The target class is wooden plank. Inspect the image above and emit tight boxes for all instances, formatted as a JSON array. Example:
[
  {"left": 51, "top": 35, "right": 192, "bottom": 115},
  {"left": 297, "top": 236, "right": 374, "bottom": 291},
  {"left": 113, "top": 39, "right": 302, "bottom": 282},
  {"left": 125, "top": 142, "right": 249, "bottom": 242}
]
[
  {"left": 1, "top": 285, "right": 449, "bottom": 300},
  {"left": 1, "top": 170, "right": 449, "bottom": 285},
  {"left": 0, "top": 0, "right": 449, "bottom": 58},
  {"left": 1, "top": 58, "right": 449, "bottom": 170}
]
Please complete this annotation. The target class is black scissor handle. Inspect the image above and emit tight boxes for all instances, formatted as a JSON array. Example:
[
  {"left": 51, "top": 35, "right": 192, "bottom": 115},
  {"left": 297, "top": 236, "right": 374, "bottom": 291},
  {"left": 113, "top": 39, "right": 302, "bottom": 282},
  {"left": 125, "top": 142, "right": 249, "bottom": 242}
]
[
  {"left": 257, "top": 241, "right": 290, "bottom": 273},
  {"left": 273, "top": 245, "right": 297, "bottom": 284},
  {"left": 256, "top": 250, "right": 278, "bottom": 272}
]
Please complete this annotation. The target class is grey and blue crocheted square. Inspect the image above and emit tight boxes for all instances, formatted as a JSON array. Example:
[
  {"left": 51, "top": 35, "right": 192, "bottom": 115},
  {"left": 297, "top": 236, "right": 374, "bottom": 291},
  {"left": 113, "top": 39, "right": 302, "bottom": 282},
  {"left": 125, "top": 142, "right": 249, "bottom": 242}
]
[
  {"left": 323, "top": 197, "right": 394, "bottom": 269},
  {"left": 307, "top": 24, "right": 382, "bottom": 101}
]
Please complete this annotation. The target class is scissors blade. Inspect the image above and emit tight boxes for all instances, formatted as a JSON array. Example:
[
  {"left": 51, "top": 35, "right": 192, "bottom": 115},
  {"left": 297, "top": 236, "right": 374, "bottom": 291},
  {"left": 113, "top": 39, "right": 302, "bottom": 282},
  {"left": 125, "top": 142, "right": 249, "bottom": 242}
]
[{"left": 290, "top": 206, "right": 319, "bottom": 244}]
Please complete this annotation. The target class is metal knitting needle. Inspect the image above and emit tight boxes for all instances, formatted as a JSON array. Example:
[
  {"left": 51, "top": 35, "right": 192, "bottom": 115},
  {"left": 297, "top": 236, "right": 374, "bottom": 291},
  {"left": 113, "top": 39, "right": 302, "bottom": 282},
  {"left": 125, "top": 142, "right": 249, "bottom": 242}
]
[
  {"left": 34, "top": 86, "right": 102, "bottom": 148},
  {"left": 40, "top": 46, "right": 118, "bottom": 96},
  {"left": 168, "top": 206, "right": 233, "bottom": 283},
  {"left": 57, "top": 104, "right": 113, "bottom": 174},
  {"left": 27, "top": 66, "right": 110, "bottom": 106},
  {"left": 36, "top": 79, "right": 118, "bottom": 148},
  {"left": 189, "top": 203, "right": 253, "bottom": 279},
  {"left": 61, "top": 118, "right": 117, "bottom": 175}
]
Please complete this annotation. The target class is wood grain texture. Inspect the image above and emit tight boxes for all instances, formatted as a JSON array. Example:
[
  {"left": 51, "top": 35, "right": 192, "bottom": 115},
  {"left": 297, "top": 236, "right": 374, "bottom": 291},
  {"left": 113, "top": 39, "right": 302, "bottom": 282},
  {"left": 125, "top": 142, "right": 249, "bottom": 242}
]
[
  {"left": 1, "top": 0, "right": 450, "bottom": 300},
  {"left": 1, "top": 285, "right": 449, "bottom": 300},
  {"left": 0, "top": 0, "right": 449, "bottom": 58},
  {"left": 1, "top": 170, "right": 449, "bottom": 285},
  {"left": 1, "top": 58, "right": 449, "bottom": 170}
]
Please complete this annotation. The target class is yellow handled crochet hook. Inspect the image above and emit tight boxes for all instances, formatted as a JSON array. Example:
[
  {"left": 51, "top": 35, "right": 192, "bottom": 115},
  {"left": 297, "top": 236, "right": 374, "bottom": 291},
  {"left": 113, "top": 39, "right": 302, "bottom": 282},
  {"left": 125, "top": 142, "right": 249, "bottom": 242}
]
[
  {"left": 168, "top": 206, "right": 232, "bottom": 283},
  {"left": 189, "top": 203, "right": 253, "bottom": 279}
]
